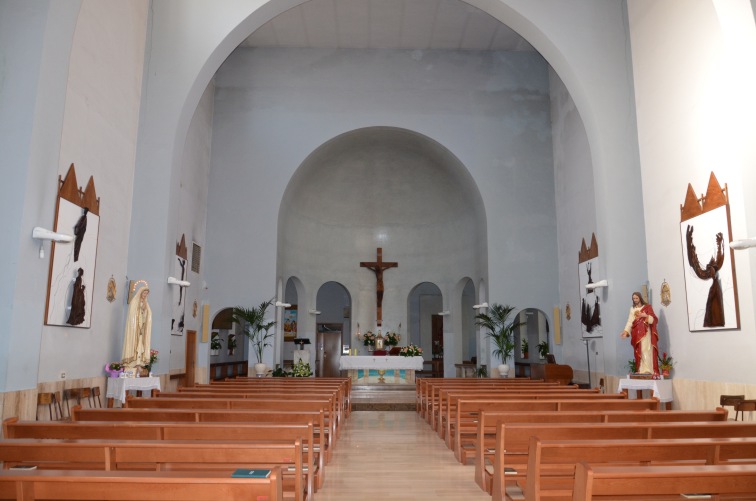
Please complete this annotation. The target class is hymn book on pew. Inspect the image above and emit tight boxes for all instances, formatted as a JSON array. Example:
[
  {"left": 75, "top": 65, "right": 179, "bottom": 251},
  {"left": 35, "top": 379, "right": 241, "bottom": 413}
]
[{"left": 231, "top": 469, "right": 271, "bottom": 479}]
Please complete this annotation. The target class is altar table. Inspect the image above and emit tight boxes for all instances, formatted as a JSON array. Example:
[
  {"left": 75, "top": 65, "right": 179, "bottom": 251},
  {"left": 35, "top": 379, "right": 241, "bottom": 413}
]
[
  {"left": 617, "top": 377, "right": 673, "bottom": 410},
  {"left": 106, "top": 376, "right": 161, "bottom": 407},
  {"left": 339, "top": 356, "right": 424, "bottom": 384}
]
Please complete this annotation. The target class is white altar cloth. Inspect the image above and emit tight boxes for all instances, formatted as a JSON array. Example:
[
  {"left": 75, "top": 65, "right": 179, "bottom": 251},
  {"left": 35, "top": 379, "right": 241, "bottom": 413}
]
[
  {"left": 617, "top": 377, "right": 673, "bottom": 403},
  {"left": 339, "top": 355, "right": 424, "bottom": 371},
  {"left": 106, "top": 376, "right": 161, "bottom": 405}
]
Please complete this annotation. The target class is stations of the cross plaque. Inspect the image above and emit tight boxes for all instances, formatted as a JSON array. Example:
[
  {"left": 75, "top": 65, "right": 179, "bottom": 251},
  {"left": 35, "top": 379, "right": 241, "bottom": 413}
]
[{"left": 360, "top": 247, "right": 398, "bottom": 327}]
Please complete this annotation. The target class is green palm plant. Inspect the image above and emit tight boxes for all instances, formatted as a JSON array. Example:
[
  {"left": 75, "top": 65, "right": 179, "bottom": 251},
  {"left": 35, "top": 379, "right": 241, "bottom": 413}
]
[
  {"left": 475, "top": 303, "right": 523, "bottom": 364},
  {"left": 232, "top": 299, "right": 276, "bottom": 364}
]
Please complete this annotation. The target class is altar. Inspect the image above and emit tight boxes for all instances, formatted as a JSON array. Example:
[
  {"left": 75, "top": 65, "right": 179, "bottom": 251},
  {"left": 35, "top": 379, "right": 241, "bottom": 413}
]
[{"left": 339, "top": 355, "right": 424, "bottom": 384}]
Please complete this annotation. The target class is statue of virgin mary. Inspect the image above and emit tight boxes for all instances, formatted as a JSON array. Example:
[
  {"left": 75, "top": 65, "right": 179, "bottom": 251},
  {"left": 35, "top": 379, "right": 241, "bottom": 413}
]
[{"left": 122, "top": 283, "right": 152, "bottom": 368}]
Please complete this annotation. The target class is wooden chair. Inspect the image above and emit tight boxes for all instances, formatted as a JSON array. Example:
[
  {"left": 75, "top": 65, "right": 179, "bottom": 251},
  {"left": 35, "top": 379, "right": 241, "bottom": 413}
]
[
  {"left": 735, "top": 398, "right": 756, "bottom": 421},
  {"left": 63, "top": 387, "right": 93, "bottom": 416},
  {"left": 91, "top": 386, "right": 102, "bottom": 408},
  {"left": 720, "top": 394, "right": 744, "bottom": 419},
  {"left": 36, "top": 392, "right": 63, "bottom": 421}
]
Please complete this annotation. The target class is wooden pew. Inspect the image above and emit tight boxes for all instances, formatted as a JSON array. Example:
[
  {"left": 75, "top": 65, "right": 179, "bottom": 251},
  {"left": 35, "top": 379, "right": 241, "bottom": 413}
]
[
  {"left": 76, "top": 404, "right": 334, "bottom": 462},
  {"left": 436, "top": 387, "right": 599, "bottom": 435},
  {"left": 417, "top": 379, "right": 560, "bottom": 421},
  {"left": 447, "top": 397, "right": 659, "bottom": 459},
  {"left": 0, "top": 439, "right": 305, "bottom": 501},
  {"left": 168, "top": 387, "right": 349, "bottom": 429},
  {"left": 190, "top": 379, "right": 351, "bottom": 418},
  {"left": 0, "top": 468, "right": 283, "bottom": 501},
  {"left": 126, "top": 396, "right": 339, "bottom": 442},
  {"left": 422, "top": 381, "right": 564, "bottom": 425},
  {"left": 3, "top": 418, "right": 319, "bottom": 493},
  {"left": 472, "top": 408, "right": 729, "bottom": 491},
  {"left": 572, "top": 462, "right": 756, "bottom": 500},
  {"left": 524, "top": 437, "right": 756, "bottom": 501},
  {"left": 443, "top": 391, "right": 637, "bottom": 446},
  {"left": 490, "top": 421, "right": 756, "bottom": 501}
]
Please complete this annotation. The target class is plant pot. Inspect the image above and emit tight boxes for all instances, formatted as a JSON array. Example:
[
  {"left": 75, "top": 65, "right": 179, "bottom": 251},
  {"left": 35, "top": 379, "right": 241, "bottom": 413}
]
[
  {"left": 254, "top": 363, "right": 267, "bottom": 377},
  {"left": 106, "top": 369, "right": 122, "bottom": 378},
  {"left": 367, "top": 345, "right": 374, "bottom": 352},
  {"left": 497, "top": 364, "right": 510, "bottom": 378},
  {"left": 661, "top": 369, "right": 670, "bottom": 378},
  {"left": 210, "top": 349, "right": 220, "bottom": 356}
]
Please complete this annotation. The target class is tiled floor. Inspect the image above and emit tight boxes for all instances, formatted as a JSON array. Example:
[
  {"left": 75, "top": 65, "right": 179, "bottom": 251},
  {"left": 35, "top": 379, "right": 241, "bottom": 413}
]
[{"left": 317, "top": 410, "right": 491, "bottom": 500}]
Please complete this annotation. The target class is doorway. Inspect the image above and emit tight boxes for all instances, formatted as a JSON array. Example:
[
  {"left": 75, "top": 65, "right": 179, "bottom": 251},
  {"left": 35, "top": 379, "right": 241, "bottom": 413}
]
[
  {"left": 316, "top": 323, "right": 342, "bottom": 378},
  {"left": 431, "top": 314, "right": 444, "bottom": 377}
]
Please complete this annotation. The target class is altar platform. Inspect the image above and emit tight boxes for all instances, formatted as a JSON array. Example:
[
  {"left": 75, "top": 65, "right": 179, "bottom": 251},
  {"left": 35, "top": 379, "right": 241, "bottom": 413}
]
[
  {"left": 351, "top": 384, "right": 416, "bottom": 411},
  {"left": 339, "top": 355, "right": 424, "bottom": 385}
]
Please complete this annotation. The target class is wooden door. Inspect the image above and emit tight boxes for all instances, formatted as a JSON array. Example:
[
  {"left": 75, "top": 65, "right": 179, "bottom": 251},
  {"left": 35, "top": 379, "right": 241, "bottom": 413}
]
[
  {"left": 185, "top": 329, "right": 196, "bottom": 387},
  {"left": 316, "top": 330, "right": 342, "bottom": 378},
  {"left": 432, "top": 315, "right": 444, "bottom": 377}
]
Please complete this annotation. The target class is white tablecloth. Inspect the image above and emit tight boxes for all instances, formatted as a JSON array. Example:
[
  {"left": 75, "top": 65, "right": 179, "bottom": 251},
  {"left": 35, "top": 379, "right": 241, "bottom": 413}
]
[
  {"left": 339, "top": 355, "right": 424, "bottom": 371},
  {"left": 617, "top": 377, "right": 673, "bottom": 403},
  {"left": 106, "top": 376, "right": 161, "bottom": 404}
]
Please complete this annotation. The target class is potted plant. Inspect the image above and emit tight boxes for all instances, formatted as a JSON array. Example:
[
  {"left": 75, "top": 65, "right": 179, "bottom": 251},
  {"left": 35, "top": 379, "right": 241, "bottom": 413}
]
[
  {"left": 104, "top": 362, "right": 123, "bottom": 378},
  {"left": 658, "top": 352, "right": 674, "bottom": 377},
  {"left": 144, "top": 349, "right": 158, "bottom": 375},
  {"left": 210, "top": 333, "right": 223, "bottom": 356},
  {"left": 537, "top": 340, "right": 549, "bottom": 359},
  {"left": 475, "top": 303, "right": 523, "bottom": 378},
  {"left": 385, "top": 331, "right": 400, "bottom": 347},
  {"left": 626, "top": 359, "right": 638, "bottom": 375},
  {"left": 232, "top": 299, "right": 276, "bottom": 376},
  {"left": 227, "top": 334, "right": 237, "bottom": 356},
  {"left": 521, "top": 338, "right": 529, "bottom": 359}
]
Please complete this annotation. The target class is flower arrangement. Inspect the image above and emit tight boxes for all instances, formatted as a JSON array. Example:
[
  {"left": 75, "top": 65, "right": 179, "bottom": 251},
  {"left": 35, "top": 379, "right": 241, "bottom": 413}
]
[
  {"left": 384, "top": 331, "right": 400, "bottom": 347},
  {"left": 399, "top": 344, "right": 423, "bottom": 357},
  {"left": 290, "top": 360, "right": 313, "bottom": 377},
  {"left": 145, "top": 349, "right": 158, "bottom": 371},
  {"left": 658, "top": 352, "right": 674, "bottom": 371},
  {"left": 359, "top": 331, "right": 376, "bottom": 347},
  {"left": 105, "top": 362, "right": 123, "bottom": 377}
]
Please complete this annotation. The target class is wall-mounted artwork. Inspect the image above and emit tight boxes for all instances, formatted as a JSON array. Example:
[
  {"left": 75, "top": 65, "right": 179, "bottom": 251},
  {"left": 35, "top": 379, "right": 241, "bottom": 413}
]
[
  {"left": 45, "top": 164, "right": 100, "bottom": 328},
  {"left": 578, "top": 233, "right": 603, "bottom": 338},
  {"left": 679, "top": 173, "right": 739, "bottom": 331},
  {"left": 283, "top": 306, "right": 297, "bottom": 342},
  {"left": 171, "top": 235, "right": 188, "bottom": 336}
]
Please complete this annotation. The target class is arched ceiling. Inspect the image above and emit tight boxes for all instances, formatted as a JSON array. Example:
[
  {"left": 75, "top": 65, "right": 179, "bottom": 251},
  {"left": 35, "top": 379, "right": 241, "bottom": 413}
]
[{"left": 241, "top": 0, "right": 535, "bottom": 51}]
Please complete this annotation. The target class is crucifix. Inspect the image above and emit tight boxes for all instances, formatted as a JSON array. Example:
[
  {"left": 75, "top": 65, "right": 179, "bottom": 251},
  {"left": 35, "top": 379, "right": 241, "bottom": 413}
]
[{"left": 360, "top": 247, "right": 398, "bottom": 326}]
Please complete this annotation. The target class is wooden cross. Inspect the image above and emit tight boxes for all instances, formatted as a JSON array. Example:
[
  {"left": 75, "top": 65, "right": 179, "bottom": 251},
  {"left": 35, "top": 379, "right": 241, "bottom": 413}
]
[{"left": 360, "top": 247, "right": 398, "bottom": 326}]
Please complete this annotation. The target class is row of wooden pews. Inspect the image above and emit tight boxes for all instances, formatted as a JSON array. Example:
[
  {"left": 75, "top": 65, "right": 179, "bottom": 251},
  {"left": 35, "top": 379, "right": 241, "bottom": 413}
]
[
  {"left": 418, "top": 377, "right": 756, "bottom": 500},
  {"left": 1, "top": 376, "right": 351, "bottom": 501}
]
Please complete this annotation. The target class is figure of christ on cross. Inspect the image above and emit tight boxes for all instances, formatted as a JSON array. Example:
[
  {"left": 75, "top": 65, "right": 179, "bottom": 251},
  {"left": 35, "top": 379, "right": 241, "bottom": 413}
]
[{"left": 360, "top": 247, "right": 398, "bottom": 326}]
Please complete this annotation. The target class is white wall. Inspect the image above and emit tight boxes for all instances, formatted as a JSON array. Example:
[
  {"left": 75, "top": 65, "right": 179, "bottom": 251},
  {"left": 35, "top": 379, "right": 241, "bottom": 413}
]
[
  {"left": 205, "top": 47, "right": 557, "bottom": 370},
  {"left": 628, "top": 0, "right": 756, "bottom": 385},
  {"left": 549, "top": 67, "right": 603, "bottom": 382}
]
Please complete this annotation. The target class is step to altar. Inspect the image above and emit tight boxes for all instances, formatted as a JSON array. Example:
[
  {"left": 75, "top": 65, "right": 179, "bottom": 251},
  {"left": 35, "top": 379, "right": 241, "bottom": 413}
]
[{"left": 351, "top": 384, "right": 415, "bottom": 411}]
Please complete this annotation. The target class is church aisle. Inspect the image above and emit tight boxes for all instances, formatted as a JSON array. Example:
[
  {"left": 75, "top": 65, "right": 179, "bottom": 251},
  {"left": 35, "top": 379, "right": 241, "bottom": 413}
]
[{"left": 317, "top": 411, "right": 491, "bottom": 500}]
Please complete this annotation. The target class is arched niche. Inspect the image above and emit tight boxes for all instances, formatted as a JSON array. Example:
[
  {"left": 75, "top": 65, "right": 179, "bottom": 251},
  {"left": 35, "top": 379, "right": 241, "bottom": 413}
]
[
  {"left": 407, "top": 282, "right": 443, "bottom": 362},
  {"left": 314, "top": 281, "right": 351, "bottom": 376},
  {"left": 514, "top": 307, "right": 549, "bottom": 366}
]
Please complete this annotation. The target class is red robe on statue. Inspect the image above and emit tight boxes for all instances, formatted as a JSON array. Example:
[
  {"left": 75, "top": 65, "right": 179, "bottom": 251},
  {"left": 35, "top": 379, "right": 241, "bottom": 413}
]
[{"left": 630, "top": 304, "right": 659, "bottom": 375}]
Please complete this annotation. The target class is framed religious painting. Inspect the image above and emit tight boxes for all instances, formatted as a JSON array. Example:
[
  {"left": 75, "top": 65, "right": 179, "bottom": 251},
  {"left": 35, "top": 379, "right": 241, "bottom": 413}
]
[
  {"left": 171, "top": 235, "right": 189, "bottom": 336},
  {"left": 679, "top": 173, "right": 740, "bottom": 331},
  {"left": 578, "top": 233, "right": 603, "bottom": 338},
  {"left": 45, "top": 164, "right": 100, "bottom": 328},
  {"left": 283, "top": 306, "right": 297, "bottom": 342}
]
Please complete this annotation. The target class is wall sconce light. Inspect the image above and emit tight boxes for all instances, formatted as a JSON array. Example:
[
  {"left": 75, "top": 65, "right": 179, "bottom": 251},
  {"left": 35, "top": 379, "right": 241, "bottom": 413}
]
[
  {"left": 32, "top": 226, "right": 73, "bottom": 259},
  {"left": 585, "top": 279, "right": 608, "bottom": 291},
  {"left": 438, "top": 311, "right": 450, "bottom": 316},
  {"left": 472, "top": 302, "right": 489, "bottom": 310},
  {"left": 274, "top": 301, "right": 291, "bottom": 308},
  {"left": 309, "top": 309, "right": 321, "bottom": 315},
  {"left": 731, "top": 238, "right": 756, "bottom": 250},
  {"left": 167, "top": 276, "right": 190, "bottom": 287}
]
